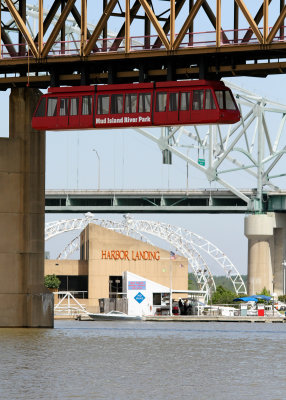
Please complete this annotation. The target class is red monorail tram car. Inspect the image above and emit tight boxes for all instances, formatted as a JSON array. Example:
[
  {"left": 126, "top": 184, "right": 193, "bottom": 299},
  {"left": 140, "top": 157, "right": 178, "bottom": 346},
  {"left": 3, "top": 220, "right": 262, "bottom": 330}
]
[{"left": 32, "top": 80, "right": 240, "bottom": 131}]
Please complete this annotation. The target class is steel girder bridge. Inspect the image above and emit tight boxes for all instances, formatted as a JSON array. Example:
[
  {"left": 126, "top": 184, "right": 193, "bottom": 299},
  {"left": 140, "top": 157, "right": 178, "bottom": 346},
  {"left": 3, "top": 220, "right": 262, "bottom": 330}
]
[
  {"left": 1, "top": 1, "right": 286, "bottom": 88},
  {"left": 45, "top": 213, "right": 247, "bottom": 297},
  {"left": 44, "top": 81, "right": 286, "bottom": 214}
]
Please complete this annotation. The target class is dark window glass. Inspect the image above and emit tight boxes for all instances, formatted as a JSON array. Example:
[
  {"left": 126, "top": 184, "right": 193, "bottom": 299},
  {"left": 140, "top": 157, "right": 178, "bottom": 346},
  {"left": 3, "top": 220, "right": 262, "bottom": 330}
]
[
  {"left": 111, "top": 94, "right": 123, "bottom": 114},
  {"left": 225, "top": 91, "right": 237, "bottom": 110},
  {"left": 82, "top": 96, "right": 92, "bottom": 115},
  {"left": 97, "top": 95, "right": 109, "bottom": 114},
  {"left": 59, "top": 98, "right": 69, "bottom": 116},
  {"left": 180, "top": 92, "right": 189, "bottom": 111},
  {"left": 35, "top": 98, "right": 46, "bottom": 117},
  {"left": 215, "top": 90, "right": 224, "bottom": 109},
  {"left": 58, "top": 275, "right": 88, "bottom": 298},
  {"left": 139, "top": 93, "right": 151, "bottom": 113},
  {"left": 169, "top": 93, "right": 178, "bottom": 111},
  {"left": 156, "top": 92, "right": 167, "bottom": 112},
  {"left": 153, "top": 293, "right": 161, "bottom": 306},
  {"left": 125, "top": 94, "right": 137, "bottom": 113},
  {"left": 192, "top": 90, "right": 204, "bottom": 110},
  {"left": 70, "top": 98, "right": 79, "bottom": 115},
  {"left": 47, "top": 98, "right": 57, "bottom": 116},
  {"left": 205, "top": 89, "right": 216, "bottom": 110}
]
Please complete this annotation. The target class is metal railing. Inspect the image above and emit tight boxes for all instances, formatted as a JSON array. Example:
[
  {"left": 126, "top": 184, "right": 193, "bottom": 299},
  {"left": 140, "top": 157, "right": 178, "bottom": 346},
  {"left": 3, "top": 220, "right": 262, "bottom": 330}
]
[{"left": 1, "top": 26, "right": 285, "bottom": 60}]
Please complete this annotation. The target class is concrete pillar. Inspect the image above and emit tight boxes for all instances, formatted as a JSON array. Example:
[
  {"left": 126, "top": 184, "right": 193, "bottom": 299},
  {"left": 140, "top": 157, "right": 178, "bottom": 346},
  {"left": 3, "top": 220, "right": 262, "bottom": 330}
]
[
  {"left": 245, "top": 214, "right": 274, "bottom": 295},
  {"left": 244, "top": 213, "right": 286, "bottom": 296},
  {"left": 0, "top": 88, "right": 53, "bottom": 327}
]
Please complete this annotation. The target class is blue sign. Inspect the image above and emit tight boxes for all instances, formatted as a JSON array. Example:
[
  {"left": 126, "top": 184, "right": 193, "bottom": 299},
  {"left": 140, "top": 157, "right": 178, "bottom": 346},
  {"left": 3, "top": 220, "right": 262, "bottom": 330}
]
[
  {"left": 134, "top": 292, "right": 145, "bottom": 304},
  {"left": 128, "top": 281, "right": 146, "bottom": 290}
]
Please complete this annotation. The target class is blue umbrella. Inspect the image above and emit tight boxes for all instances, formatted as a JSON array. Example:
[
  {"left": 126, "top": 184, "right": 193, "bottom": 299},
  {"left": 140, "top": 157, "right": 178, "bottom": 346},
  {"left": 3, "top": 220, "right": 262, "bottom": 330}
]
[
  {"left": 250, "top": 295, "right": 272, "bottom": 301},
  {"left": 233, "top": 296, "right": 258, "bottom": 302}
]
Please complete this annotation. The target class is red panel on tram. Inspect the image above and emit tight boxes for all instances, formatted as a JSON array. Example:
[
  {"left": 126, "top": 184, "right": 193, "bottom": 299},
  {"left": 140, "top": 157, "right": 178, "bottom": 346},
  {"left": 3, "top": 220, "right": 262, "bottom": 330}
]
[{"left": 32, "top": 80, "right": 240, "bottom": 131}]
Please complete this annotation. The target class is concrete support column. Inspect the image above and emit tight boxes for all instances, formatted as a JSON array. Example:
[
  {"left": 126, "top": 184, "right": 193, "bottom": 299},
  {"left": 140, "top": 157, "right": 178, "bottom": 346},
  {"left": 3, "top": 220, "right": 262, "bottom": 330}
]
[
  {"left": 245, "top": 213, "right": 286, "bottom": 296},
  {"left": 245, "top": 214, "right": 274, "bottom": 295},
  {"left": 0, "top": 88, "right": 53, "bottom": 327}
]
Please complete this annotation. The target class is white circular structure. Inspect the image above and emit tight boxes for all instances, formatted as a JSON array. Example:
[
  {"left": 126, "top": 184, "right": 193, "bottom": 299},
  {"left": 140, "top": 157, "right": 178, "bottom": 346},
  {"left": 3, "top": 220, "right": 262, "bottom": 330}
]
[{"left": 45, "top": 214, "right": 246, "bottom": 295}]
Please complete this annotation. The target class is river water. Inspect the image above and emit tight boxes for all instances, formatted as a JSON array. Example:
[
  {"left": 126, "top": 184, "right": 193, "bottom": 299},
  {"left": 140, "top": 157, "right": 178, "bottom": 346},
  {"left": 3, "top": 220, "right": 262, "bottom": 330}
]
[{"left": 0, "top": 320, "right": 286, "bottom": 400}]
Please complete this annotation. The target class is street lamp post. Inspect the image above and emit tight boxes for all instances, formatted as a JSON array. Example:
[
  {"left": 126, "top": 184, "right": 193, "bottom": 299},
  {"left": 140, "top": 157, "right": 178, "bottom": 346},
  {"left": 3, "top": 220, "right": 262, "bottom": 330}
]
[{"left": 92, "top": 148, "right": 100, "bottom": 190}]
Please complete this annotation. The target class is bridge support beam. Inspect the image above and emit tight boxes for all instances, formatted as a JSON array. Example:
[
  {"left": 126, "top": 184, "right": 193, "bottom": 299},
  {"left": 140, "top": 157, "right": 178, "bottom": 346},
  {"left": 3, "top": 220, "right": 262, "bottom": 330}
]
[
  {"left": 244, "top": 213, "right": 286, "bottom": 296},
  {"left": 0, "top": 88, "right": 53, "bottom": 327}
]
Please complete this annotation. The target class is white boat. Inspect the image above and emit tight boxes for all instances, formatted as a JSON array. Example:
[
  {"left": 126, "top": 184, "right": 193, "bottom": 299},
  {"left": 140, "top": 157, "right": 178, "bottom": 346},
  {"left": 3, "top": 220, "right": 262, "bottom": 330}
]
[{"left": 88, "top": 310, "right": 142, "bottom": 321}]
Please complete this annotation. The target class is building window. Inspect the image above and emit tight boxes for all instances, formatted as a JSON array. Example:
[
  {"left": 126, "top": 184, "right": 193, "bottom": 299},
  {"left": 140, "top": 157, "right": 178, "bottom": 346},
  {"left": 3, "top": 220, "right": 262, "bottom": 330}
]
[
  {"left": 57, "top": 275, "right": 88, "bottom": 298},
  {"left": 153, "top": 293, "right": 161, "bottom": 306},
  {"left": 109, "top": 276, "right": 122, "bottom": 297}
]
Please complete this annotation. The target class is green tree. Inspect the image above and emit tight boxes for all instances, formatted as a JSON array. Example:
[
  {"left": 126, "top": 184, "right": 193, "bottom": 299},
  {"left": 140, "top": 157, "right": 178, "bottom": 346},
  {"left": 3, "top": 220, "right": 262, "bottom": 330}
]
[
  {"left": 211, "top": 285, "right": 237, "bottom": 305},
  {"left": 256, "top": 287, "right": 270, "bottom": 296},
  {"left": 44, "top": 274, "right": 61, "bottom": 289}
]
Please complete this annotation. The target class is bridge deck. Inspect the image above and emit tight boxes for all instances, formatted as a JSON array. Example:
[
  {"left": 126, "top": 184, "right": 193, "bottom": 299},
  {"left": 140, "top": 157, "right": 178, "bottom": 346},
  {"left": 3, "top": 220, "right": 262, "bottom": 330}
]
[{"left": 45, "top": 189, "right": 286, "bottom": 213}]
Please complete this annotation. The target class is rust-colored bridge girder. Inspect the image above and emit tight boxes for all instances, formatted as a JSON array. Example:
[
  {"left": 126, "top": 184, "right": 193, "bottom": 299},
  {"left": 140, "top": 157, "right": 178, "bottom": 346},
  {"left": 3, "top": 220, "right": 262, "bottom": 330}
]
[{"left": 0, "top": 0, "right": 286, "bottom": 88}]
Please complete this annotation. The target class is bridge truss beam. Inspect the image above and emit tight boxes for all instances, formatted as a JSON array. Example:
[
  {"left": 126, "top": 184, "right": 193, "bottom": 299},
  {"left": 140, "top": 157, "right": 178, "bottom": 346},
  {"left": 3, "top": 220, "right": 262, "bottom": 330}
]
[{"left": 1, "top": 1, "right": 286, "bottom": 88}]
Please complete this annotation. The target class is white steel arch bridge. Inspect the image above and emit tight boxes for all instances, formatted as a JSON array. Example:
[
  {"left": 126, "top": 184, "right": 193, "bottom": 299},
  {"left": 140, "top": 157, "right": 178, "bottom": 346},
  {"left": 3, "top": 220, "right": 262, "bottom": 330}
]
[{"left": 45, "top": 214, "right": 246, "bottom": 297}]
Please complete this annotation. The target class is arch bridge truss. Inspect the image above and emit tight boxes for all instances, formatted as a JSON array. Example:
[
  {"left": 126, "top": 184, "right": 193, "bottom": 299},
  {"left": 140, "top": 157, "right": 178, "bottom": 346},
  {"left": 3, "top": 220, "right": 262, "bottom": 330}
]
[
  {"left": 45, "top": 213, "right": 247, "bottom": 298},
  {"left": 1, "top": 1, "right": 286, "bottom": 88},
  {"left": 135, "top": 81, "right": 286, "bottom": 213}
]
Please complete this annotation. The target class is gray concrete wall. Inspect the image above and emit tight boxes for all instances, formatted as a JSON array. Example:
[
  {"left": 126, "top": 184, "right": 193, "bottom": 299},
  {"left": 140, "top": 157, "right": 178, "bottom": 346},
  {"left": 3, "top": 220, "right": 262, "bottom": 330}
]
[{"left": 0, "top": 88, "right": 53, "bottom": 327}]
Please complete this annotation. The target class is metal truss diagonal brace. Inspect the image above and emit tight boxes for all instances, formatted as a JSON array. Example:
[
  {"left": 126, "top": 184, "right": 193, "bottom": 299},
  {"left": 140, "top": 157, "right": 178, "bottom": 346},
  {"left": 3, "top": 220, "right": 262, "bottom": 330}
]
[
  {"left": 138, "top": 0, "right": 170, "bottom": 50},
  {"left": 41, "top": 0, "right": 77, "bottom": 58},
  {"left": 4, "top": 0, "right": 38, "bottom": 57},
  {"left": 83, "top": 0, "right": 118, "bottom": 56},
  {"left": 173, "top": 0, "right": 204, "bottom": 50},
  {"left": 235, "top": 0, "right": 263, "bottom": 44}
]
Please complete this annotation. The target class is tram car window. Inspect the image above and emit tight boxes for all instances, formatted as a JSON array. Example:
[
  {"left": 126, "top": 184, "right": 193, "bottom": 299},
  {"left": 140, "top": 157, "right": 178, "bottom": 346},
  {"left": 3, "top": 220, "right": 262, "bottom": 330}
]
[
  {"left": 192, "top": 90, "right": 204, "bottom": 110},
  {"left": 111, "top": 94, "right": 123, "bottom": 114},
  {"left": 180, "top": 92, "right": 190, "bottom": 111},
  {"left": 225, "top": 91, "right": 237, "bottom": 110},
  {"left": 47, "top": 98, "right": 57, "bottom": 116},
  {"left": 35, "top": 97, "right": 46, "bottom": 117},
  {"left": 139, "top": 93, "right": 151, "bottom": 113},
  {"left": 82, "top": 96, "right": 92, "bottom": 115},
  {"left": 205, "top": 89, "right": 216, "bottom": 110},
  {"left": 125, "top": 94, "right": 137, "bottom": 113},
  {"left": 97, "top": 95, "right": 109, "bottom": 114},
  {"left": 169, "top": 93, "right": 178, "bottom": 111},
  {"left": 156, "top": 92, "right": 167, "bottom": 112},
  {"left": 60, "top": 98, "right": 68, "bottom": 116},
  {"left": 70, "top": 98, "right": 79, "bottom": 115}
]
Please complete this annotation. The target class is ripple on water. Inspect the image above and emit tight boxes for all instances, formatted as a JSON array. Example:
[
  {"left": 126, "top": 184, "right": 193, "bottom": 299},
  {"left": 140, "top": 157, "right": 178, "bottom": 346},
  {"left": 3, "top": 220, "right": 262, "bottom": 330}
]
[{"left": 0, "top": 321, "right": 286, "bottom": 400}]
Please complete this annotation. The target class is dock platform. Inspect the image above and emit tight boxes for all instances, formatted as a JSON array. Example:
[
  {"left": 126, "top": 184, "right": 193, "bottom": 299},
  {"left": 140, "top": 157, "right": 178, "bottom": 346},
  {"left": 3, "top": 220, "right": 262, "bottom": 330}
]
[{"left": 143, "top": 315, "right": 286, "bottom": 323}]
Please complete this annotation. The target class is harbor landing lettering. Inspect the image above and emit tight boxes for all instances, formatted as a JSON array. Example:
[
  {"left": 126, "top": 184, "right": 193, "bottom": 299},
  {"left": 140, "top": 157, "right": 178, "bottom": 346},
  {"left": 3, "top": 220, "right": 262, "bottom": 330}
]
[{"left": 101, "top": 250, "right": 160, "bottom": 261}]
